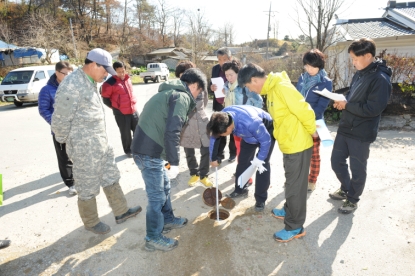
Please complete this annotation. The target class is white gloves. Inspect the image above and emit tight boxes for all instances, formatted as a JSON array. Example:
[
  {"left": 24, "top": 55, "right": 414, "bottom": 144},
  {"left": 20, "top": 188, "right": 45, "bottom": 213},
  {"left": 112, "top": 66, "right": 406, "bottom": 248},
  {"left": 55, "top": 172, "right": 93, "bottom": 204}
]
[
  {"left": 167, "top": 165, "right": 179, "bottom": 179},
  {"left": 251, "top": 157, "right": 267, "bottom": 174}
]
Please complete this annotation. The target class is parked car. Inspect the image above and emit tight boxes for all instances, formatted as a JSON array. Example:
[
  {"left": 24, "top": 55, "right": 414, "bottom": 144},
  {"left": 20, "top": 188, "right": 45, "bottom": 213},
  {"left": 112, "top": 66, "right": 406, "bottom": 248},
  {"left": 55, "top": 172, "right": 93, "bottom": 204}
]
[
  {"left": 0, "top": 65, "right": 55, "bottom": 107},
  {"left": 139, "top": 63, "right": 169, "bottom": 83}
]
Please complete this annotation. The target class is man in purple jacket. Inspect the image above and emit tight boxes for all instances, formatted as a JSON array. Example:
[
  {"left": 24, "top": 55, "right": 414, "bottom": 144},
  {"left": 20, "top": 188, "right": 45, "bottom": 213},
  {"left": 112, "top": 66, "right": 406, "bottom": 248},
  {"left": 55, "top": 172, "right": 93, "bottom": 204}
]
[
  {"left": 38, "top": 61, "right": 76, "bottom": 195},
  {"left": 207, "top": 105, "right": 275, "bottom": 212}
]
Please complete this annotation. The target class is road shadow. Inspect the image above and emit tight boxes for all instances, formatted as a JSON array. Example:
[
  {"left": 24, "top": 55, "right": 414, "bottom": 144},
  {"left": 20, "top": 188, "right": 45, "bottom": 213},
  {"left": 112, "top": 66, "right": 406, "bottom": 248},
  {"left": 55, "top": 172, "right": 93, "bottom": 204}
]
[
  {"left": 0, "top": 189, "right": 147, "bottom": 275},
  {"left": 0, "top": 173, "right": 71, "bottom": 217},
  {"left": 2, "top": 173, "right": 62, "bottom": 200},
  {"left": 272, "top": 204, "right": 354, "bottom": 275},
  {"left": 115, "top": 155, "right": 129, "bottom": 163},
  {"left": 0, "top": 181, "right": 355, "bottom": 276},
  {"left": 0, "top": 103, "right": 38, "bottom": 113}
]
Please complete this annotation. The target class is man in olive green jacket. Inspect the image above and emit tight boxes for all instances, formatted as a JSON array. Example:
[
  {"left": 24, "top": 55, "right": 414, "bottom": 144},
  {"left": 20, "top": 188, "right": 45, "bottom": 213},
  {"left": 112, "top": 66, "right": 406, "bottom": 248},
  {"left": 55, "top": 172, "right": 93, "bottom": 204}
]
[{"left": 131, "top": 68, "right": 207, "bottom": 252}]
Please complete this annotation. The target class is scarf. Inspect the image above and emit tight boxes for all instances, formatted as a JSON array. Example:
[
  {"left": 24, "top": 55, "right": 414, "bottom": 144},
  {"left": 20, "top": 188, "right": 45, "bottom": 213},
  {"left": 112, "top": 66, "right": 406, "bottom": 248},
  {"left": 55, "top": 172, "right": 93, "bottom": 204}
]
[
  {"left": 300, "top": 69, "right": 327, "bottom": 98},
  {"left": 224, "top": 80, "right": 238, "bottom": 107}
]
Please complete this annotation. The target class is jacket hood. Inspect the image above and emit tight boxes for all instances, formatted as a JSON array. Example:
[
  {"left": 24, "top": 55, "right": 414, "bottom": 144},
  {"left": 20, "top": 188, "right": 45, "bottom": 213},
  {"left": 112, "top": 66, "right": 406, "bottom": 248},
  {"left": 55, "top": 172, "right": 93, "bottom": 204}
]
[
  {"left": 376, "top": 59, "right": 392, "bottom": 77},
  {"left": 158, "top": 79, "right": 188, "bottom": 93},
  {"left": 260, "top": 71, "right": 292, "bottom": 96},
  {"left": 359, "top": 59, "right": 392, "bottom": 77},
  {"left": 47, "top": 73, "right": 59, "bottom": 88}
]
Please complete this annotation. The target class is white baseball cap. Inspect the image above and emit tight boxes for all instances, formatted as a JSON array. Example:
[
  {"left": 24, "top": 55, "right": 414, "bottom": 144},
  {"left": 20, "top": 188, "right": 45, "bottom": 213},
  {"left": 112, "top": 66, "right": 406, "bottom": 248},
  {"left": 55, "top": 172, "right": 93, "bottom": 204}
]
[{"left": 86, "top": 48, "right": 116, "bottom": 75}]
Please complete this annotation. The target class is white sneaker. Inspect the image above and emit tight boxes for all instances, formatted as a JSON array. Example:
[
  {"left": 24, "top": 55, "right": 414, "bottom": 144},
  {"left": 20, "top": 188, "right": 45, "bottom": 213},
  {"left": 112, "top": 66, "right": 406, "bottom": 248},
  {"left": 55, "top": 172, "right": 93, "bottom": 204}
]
[{"left": 68, "top": 186, "right": 77, "bottom": 195}]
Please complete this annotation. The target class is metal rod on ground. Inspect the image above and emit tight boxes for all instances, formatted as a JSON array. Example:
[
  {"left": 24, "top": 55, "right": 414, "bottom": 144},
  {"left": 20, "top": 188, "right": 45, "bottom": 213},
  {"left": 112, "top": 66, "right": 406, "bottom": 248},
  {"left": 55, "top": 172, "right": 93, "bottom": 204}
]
[{"left": 215, "top": 167, "right": 219, "bottom": 222}]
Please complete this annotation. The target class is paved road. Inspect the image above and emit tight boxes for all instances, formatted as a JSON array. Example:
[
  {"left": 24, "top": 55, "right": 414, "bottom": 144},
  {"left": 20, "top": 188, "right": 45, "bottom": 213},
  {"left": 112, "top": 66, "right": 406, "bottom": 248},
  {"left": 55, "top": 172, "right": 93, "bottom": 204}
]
[{"left": 0, "top": 82, "right": 414, "bottom": 275}]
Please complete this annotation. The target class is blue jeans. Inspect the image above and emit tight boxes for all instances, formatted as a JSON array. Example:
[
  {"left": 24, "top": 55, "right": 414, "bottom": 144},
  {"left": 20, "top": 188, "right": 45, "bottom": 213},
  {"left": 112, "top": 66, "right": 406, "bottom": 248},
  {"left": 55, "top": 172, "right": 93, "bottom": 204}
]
[{"left": 133, "top": 154, "right": 175, "bottom": 239}]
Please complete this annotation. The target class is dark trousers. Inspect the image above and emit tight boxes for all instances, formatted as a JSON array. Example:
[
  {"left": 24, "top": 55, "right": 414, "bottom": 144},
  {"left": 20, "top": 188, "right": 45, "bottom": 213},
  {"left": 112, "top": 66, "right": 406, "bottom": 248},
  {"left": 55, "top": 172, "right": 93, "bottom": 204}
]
[
  {"left": 217, "top": 134, "right": 236, "bottom": 159},
  {"left": 114, "top": 110, "right": 139, "bottom": 154},
  {"left": 234, "top": 138, "right": 276, "bottom": 204},
  {"left": 184, "top": 146, "right": 210, "bottom": 178},
  {"left": 331, "top": 133, "right": 371, "bottom": 204},
  {"left": 212, "top": 101, "right": 235, "bottom": 159},
  {"left": 52, "top": 135, "right": 74, "bottom": 188},
  {"left": 283, "top": 147, "right": 312, "bottom": 231}
]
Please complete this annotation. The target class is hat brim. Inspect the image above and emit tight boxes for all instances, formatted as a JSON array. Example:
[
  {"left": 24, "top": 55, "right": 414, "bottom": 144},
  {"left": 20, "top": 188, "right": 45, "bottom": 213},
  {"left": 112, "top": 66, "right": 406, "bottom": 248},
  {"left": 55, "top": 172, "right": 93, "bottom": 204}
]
[{"left": 103, "top": 65, "right": 117, "bottom": 76}]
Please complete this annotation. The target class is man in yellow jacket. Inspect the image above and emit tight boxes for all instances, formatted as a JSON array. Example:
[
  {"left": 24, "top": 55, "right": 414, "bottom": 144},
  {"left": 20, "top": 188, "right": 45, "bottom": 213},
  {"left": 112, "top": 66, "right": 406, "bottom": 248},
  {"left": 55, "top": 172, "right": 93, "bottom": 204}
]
[{"left": 238, "top": 63, "right": 316, "bottom": 242}]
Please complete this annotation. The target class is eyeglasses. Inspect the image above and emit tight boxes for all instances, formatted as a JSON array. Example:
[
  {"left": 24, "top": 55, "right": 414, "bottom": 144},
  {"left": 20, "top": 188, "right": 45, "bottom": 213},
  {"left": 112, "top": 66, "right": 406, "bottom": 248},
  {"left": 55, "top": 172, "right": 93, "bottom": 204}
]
[{"left": 58, "top": 71, "right": 70, "bottom": 76}]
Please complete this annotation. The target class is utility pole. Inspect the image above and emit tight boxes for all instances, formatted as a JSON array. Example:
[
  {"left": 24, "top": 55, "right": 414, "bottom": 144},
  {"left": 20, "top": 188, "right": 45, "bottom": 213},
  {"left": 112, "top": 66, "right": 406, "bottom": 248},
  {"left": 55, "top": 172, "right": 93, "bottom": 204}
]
[
  {"left": 69, "top": 18, "right": 78, "bottom": 60},
  {"left": 266, "top": 3, "right": 271, "bottom": 60},
  {"left": 264, "top": 2, "right": 278, "bottom": 60}
]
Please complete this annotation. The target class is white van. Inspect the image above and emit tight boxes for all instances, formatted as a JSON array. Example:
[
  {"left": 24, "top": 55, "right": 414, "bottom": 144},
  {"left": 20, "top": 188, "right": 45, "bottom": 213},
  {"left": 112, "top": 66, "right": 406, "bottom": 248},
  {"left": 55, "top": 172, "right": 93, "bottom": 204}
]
[{"left": 0, "top": 65, "right": 55, "bottom": 107}]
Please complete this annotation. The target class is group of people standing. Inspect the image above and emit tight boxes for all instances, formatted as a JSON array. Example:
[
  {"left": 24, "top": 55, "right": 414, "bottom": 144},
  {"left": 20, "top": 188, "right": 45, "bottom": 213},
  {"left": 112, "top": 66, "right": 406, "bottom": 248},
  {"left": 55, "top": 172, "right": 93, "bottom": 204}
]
[{"left": 33, "top": 37, "right": 390, "bottom": 252}]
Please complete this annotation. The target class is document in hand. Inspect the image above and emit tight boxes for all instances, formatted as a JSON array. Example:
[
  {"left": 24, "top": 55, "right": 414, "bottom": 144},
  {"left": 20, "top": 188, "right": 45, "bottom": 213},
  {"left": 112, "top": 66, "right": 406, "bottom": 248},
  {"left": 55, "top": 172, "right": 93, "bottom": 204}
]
[
  {"left": 313, "top": 88, "right": 347, "bottom": 101},
  {"left": 237, "top": 164, "right": 257, "bottom": 188},
  {"left": 316, "top": 119, "right": 334, "bottom": 147},
  {"left": 211, "top": 77, "right": 225, "bottom": 98}
]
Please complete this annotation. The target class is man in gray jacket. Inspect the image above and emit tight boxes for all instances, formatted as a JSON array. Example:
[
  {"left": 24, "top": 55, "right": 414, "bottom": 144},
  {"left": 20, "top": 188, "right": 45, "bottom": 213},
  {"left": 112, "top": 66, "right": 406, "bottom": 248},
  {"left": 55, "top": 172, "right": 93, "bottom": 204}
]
[{"left": 52, "top": 48, "right": 141, "bottom": 234}]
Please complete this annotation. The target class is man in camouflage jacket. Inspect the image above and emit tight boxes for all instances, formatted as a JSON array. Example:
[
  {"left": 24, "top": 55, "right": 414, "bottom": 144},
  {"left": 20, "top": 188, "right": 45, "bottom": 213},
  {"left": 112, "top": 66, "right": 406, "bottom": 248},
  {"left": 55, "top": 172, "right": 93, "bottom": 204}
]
[{"left": 52, "top": 48, "right": 142, "bottom": 235}]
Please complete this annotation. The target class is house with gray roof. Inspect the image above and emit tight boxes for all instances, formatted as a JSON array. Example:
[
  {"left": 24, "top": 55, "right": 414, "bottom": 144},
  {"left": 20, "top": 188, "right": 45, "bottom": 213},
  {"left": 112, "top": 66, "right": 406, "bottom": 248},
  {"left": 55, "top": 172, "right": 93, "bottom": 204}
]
[{"left": 326, "top": 0, "right": 415, "bottom": 89}]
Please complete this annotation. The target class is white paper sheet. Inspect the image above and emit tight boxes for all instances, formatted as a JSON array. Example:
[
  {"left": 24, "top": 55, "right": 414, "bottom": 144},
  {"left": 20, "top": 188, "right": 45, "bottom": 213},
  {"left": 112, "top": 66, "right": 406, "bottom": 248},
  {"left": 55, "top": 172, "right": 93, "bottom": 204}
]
[
  {"left": 313, "top": 88, "right": 347, "bottom": 101},
  {"left": 237, "top": 164, "right": 257, "bottom": 188},
  {"left": 211, "top": 77, "right": 225, "bottom": 99},
  {"left": 316, "top": 119, "right": 334, "bottom": 147}
]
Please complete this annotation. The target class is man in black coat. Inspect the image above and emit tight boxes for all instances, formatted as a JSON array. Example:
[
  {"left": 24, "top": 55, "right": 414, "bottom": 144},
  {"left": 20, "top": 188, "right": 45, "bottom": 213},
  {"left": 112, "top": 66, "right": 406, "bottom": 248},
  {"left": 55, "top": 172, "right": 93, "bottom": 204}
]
[
  {"left": 210, "top": 47, "right": 236, "bottom": 162},
  {"left": 329, "top": 38, "right": 391, "bottom": 214}
]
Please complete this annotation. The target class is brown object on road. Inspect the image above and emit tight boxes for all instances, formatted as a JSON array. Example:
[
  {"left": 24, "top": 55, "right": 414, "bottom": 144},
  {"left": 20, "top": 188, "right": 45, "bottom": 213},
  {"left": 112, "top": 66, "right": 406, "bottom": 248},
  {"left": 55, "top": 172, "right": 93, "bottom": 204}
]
[{"left": 202, "top": 188, "right": 235, "bottom": 210}]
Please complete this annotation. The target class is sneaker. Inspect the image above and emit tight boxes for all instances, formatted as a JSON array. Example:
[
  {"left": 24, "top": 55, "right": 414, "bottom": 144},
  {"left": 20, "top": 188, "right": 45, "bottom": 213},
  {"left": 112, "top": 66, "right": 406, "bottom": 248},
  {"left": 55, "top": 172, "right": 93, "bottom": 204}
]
[
  {"left": 329, "top": 188, "right": 347, "bottom": 200},
  {"left": 145, "top": 235, "right": 178, "bottom": 252},
  {"left": 188, "top": 175, "right": 200, "bottom": 187},
  {"left": 271, "top": 208, "right": 285, "bottom": 220},
  {"left": 274, "top": 227, "right": 306, "bottom": 243},
  {"left": 200, "top": 177, "right": 213, "bottom": 187},
  {"left": 115, "top": 205, "right": 142, "bottom": 224},
  {"left": 226, "top": 189, "right": 249, "bottom": 199},
  {"left": 228, "top": 156, "right": 236, "bottom": 162},
  {"left": 68, "top": 186, "right": 77, "bottom": 195},
  {"left": 255, "top": 202, "right": 265, "bottom": 212},
  {"left": 85, "top": 222, "right": 111, "bottom": 235},
  {"left": 308, "top": 182, "right": 316, "bottom": 192},
  {"left": 162, "top": 217, "right": 188, "bottom": 233},
  {"left": 338, "top": 200, "right": 358, "bottom": 214},
  {"left": 0, "top": 240, "right": 11, "bottom": 249}
]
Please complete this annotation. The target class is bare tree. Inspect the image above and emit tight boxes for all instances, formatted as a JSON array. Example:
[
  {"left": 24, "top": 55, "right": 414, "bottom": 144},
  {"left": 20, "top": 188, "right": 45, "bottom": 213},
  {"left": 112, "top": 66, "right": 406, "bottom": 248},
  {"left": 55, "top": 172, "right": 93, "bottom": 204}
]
[
  {"left": 20, "top": 12, "right": 70, "bottom": 64},
  {"left": 155, "top": 0, "right": 172, "bottom": 46},
  {"left": 171, "top": 8, "right": 184, "bottom": 47},
  {"left": 187, "top": 9, "right": 212, "bottom": 64},
  {"left": 134, "top": 0, "right": 155, "bottom": 43},
  {"left": 0, "top": 20, "right": 14, "bottom": 47},
  {"left": 293, "top": 0, "right": 346, "bottom": 51}
]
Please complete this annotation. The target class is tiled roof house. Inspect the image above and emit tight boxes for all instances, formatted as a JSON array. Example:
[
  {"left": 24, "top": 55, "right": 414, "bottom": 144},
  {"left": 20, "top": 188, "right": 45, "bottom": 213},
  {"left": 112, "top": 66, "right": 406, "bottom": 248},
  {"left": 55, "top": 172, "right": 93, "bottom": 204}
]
[{"left": 326, "top": 0, "right": 415, "bottom": 88}]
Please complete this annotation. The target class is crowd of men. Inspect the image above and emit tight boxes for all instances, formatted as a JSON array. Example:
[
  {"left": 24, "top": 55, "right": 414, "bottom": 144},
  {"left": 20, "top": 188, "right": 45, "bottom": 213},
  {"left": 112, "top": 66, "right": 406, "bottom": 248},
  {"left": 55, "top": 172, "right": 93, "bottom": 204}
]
[{"left": 0, "top": 37, "right": 390, "bottom": 252}]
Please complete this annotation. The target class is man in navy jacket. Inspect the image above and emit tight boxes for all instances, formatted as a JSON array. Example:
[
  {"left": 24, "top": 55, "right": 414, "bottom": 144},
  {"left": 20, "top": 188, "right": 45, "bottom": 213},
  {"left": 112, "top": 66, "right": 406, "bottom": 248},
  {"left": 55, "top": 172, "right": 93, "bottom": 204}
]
[
  {"left": 330, "top": 38, "right": 391, "bottom": 214},
  {"left": 38, "top": 61, "right": 76, "bottom": 195},
  {"left": 207, "top": 105, "right": 275, "bottom": 212}
]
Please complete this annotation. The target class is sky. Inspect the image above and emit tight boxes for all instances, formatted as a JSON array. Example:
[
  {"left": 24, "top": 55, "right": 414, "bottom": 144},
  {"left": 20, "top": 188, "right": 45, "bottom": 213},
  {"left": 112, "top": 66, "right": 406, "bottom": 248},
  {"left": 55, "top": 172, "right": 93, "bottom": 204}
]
[{"left": 173, "top": 0, "right": 388, "bottom": 44}]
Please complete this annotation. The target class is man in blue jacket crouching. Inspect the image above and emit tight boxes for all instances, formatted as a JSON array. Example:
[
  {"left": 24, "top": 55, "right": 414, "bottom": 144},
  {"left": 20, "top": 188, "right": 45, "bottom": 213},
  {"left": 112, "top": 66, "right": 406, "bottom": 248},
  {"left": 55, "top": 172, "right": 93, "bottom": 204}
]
[{"left": 207, "top": 105, "right": 275, "bottom": 212}]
